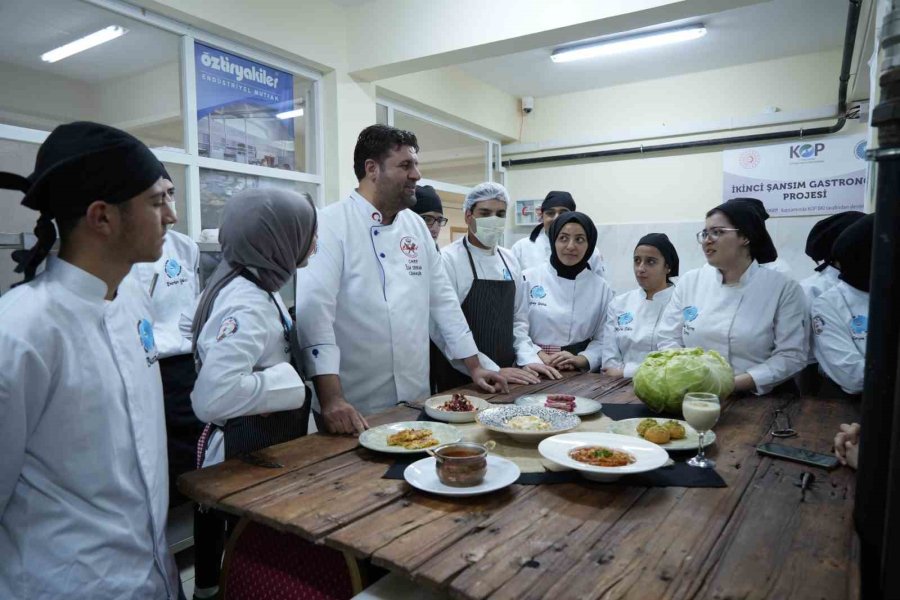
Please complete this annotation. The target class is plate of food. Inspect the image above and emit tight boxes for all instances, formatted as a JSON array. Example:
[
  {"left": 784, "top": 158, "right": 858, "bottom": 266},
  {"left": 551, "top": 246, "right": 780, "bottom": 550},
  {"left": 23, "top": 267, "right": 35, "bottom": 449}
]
[
  {"left": 359, "top": 422, "right": 462, "bottom": 454},
  {"left": 403, "top": 455, "right": 521, "bottom": 497},
  {"left": 606, "top": 417, "right": 716, "bottom": 451},
  {"left": 476, "top": 405, "right": 581, "bottom": 442},
  {"left": 424, "top": 393, "right": 491, "bottom": 423},
  {"left": 514, "top": 393, "right": 602, "bottom": 416},
  {"left": 538, "top": 432, "right": 669, "bottom": 482}
]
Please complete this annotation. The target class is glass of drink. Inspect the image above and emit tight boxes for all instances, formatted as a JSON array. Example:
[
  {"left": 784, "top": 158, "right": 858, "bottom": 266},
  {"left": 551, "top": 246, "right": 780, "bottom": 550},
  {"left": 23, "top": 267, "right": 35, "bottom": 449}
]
[{"left": 682, "top": 392, "right": 721, "bottom": 468}]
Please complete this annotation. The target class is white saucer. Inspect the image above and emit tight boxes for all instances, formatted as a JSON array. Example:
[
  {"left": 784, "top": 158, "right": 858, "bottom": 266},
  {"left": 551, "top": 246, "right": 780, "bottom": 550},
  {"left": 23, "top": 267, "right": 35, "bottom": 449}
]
[{"left": 403, "top": 455, "right": 521, "bottom": 497}]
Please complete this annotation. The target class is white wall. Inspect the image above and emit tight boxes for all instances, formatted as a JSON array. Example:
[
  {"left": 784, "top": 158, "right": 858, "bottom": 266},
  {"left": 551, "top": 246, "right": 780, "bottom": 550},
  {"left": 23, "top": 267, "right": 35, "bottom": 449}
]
[{"left": 504, "top": 49, "right": 868, "bottom": 292}]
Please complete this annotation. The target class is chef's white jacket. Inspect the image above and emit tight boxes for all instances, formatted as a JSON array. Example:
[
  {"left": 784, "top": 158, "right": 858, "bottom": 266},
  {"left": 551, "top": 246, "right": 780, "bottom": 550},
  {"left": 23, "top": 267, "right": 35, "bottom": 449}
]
[
  {"left": 601, "top": 285, "right": 676, "bottom": 378},
  {"left": 799, "top": 265, "right": 841, "bottom": 363},
  {"left": 431, "top": 237, "right": 540, "bottom": 373},
  {"left": 657, "top": 261, "right": 808, "bottom": 395},
  {"left": 522, "top": 262, "right": 614, "bottom": 371},
  {"left": 0, "top": 257, "right": 178, "bottom": 599},
  {"left": 510, "top": 230, "right": 608, "bottom": 280},
  {"left": 192, "top": 276, "right": 306, "bottom": 467},
  {"left": 811, "top": 281, "right": 868, "bottom": 394},
  {"left": 296, "top": 192, "right": 478, "bottom": 415},
  {"left": 129, "top": 230, "right": 201, "bottom": 358},
  {"left": 762, "top": 257, "right": 793, "bottom": 279}
]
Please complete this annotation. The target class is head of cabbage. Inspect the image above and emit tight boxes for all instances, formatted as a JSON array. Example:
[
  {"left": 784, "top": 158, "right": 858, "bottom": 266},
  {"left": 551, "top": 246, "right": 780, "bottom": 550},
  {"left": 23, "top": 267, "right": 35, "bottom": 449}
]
[{"left": 633, "top": 348, "right": 734, "bottom": 414}]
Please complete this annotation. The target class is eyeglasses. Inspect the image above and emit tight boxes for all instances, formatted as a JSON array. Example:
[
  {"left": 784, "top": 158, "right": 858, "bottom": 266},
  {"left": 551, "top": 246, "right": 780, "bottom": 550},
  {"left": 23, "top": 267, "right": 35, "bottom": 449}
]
[
  {"left": 422, "top": 216, "right": 449, "bottom": 227},
  {"left": 696, "top": 227, "right": 740, "bottom": 243}
]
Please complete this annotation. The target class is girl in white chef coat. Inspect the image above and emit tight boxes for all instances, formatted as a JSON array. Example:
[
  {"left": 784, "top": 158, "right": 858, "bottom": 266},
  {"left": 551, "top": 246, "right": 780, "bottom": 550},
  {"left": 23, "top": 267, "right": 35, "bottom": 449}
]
[
  {"left": 811, "top": 213, "right": 873, "bottom": 395},
  {"left": 524, "top": 212, "right": 613, "bottom": 371},
  {"left": 657, "top": 198, "right": 808, "bottom": 395},
  {"left": 190, "top": 188, "right": 317, "bottom": 597},
  {"left": 601, "top": 233, "right": 680, "bottom": 379}
]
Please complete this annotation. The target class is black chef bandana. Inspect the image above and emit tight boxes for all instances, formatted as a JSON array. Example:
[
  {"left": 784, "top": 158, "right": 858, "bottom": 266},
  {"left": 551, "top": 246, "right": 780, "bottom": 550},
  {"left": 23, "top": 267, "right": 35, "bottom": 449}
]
[
  {"left": 708, "top": 197, "right": 778, "bottom": 264},
  {"left": 0, "top": 121, "right": 164, "bottom": 283},
  {"left": 549, "top": 211, "right": 597, "bottom": 280},
  {"left": 832, "top": 213, "right": 874, "bottom": 292},
  {"left": 806, "top": 211, "right": 865, "bottom": 271},
  {"left": 635, "top": 233, "right": 679, "bottom": 282},
  {"left": 412, "top": 185, "right": 442, "bottom": 215},
  {"left": 530, "top": 190, "right": 577, "bottom": 241}
]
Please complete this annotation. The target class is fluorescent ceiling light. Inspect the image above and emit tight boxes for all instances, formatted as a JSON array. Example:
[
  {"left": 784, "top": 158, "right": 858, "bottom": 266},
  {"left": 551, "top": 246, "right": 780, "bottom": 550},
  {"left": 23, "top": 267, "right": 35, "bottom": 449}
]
[
  {"left": 276, "top": 108, "right": 304, "bottom": 120},
  {"left": 551, "top": 24, "right": 706, "bottom": 63},
  {"left": 41, "top": 26, "right": 128, "bottom": 63}
]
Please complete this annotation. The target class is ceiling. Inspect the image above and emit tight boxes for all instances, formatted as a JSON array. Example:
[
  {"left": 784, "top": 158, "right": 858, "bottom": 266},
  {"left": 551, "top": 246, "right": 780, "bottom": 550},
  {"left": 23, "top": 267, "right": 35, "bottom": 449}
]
[
  {"left": 457, "top": 0, "right": 850, "bottom": 98},
  {"left": 0, "top": 0, "right": 179, "bottom": 82}
]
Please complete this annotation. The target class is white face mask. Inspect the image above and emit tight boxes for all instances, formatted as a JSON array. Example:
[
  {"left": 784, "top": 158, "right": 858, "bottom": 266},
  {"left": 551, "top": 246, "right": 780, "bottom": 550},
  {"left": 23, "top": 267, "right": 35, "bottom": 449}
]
[{"left": 473, "top": 215, "right": 506, "bottom": 248}]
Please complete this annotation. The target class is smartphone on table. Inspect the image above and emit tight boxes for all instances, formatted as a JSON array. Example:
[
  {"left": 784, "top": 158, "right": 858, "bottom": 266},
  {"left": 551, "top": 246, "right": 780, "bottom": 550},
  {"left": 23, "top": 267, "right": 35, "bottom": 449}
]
[{"left": 756, "top": 442, "right": 839, "bottom": 470}]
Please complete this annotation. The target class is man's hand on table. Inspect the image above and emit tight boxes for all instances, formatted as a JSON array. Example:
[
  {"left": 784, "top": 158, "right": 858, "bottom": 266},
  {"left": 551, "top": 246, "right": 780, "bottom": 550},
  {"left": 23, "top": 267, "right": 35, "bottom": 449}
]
[
  {"left": 498, "top": 367, "right": 540, "bottom": 385},
  {"left": 464, "top": 356, "right": 509, "bottom": 394},
  {"left": 314, "top": 374, "right": 368, "bottom": 435},
  {"left": 834, "top": 422, "right": 861, "bottom": 469}
]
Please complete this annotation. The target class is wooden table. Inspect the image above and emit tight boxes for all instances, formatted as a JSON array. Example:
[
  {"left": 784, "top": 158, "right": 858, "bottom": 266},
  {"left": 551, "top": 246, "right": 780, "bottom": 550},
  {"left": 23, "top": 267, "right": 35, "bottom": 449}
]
[{"left": 179, "top": 373, "right": 860, "bottom": 599}]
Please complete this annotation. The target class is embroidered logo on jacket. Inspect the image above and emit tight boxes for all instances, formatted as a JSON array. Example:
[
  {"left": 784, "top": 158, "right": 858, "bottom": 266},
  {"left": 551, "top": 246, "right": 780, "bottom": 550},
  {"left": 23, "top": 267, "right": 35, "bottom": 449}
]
[
  {"left": 530, "top": 285, "right": 547, "bottom": 300},
  {"left": 812, "top": 315, "right": 826, "bottom": 335},
  {"left": 400, "top": 236, "right": 418, "bottom": 259},
  {"left": 849, "top": 315, "right": 867, "bottom": 337},
  {"left": 617, "top": 312, "right": 634, "bottom": 327},
  {"left": 137, "top": 319, "right": 159, "bottom": 366},
  {"left": 216, "top": 317, "right": 239, "bottom": 341},
  {"left": 683, "top": 306, "right": 699, "bottom": 322},
  {"left": 164, "top": 258, "right": 182, "bottom": 278}
]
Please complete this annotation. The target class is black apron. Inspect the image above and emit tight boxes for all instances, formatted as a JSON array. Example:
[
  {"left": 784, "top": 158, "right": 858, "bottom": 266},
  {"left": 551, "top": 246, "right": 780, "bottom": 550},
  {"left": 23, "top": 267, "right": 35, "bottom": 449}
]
[
  {"left": 216, "top": 269, "right": 310, "bottom": 459},
  {"left": 431, "top": 239, "right": 517, "bottom": 392}
]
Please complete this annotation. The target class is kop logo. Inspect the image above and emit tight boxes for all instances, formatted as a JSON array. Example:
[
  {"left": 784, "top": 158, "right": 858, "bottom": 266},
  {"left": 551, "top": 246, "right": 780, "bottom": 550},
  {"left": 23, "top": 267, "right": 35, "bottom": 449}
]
[{"left": 789, "top": 143, "right": 825, "bottom": 160}]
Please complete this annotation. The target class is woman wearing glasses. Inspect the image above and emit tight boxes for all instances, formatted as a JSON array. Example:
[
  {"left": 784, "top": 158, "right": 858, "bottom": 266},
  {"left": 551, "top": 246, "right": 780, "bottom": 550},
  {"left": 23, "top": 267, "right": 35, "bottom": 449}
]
[
  {"left": 412, "top": 185, "right": 447, "bottom": 248},
  {"left": 600, "top": 233, "right": 679, "bottom": 379},
  {"left": 657, "top": 198, "right": 808, "bottom": 394}
]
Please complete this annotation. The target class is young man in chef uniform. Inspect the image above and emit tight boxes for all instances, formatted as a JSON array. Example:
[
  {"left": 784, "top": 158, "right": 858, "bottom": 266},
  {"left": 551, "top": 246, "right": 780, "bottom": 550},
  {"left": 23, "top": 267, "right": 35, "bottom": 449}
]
[
  {"left": 296, "top": 125, "right": 507, "bottom": 434},
  {"left": 430, "top": 182, "right": 560, "bottom": 390},
  {"left": 0, "top": 122, "right": 180, "bottom": 599}
]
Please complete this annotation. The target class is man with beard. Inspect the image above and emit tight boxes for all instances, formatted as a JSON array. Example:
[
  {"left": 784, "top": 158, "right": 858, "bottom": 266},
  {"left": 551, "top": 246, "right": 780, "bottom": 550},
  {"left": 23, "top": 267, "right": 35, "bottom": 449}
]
[{"left": 296, "top": 125, "right": 506, "bottom": 434}]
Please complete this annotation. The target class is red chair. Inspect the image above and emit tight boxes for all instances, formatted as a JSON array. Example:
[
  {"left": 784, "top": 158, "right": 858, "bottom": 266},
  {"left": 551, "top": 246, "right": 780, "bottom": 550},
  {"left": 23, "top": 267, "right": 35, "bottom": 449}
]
[{"left": 221, "top": 519, "right": 362, "bottom": 600}]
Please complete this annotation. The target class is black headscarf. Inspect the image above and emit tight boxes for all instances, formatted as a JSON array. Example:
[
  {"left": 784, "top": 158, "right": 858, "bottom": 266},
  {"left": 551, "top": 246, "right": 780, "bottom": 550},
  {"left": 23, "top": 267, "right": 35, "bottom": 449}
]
[
  {"left": 635, "top": 233, "right": 679, "bottom": 282},
  {"left": 529, "top": 190, "right": 577, "bottom": 241},
  {"left": 709, "top": 197, "right": 778, "bottom": 264},
  {"left": 413, "top": 185, "right": 442, "bottom": 215},
  {"left": 806, "top": 211, "right": 865, "bottom": 271},
  {"left": 832, "top": 213, "right": 874, "bottom": 292},
  {"left": 549, "top": 211, "right": 597, "bottom": 280},
  {"left": 0, "top": 121, "right": 163, "bottom": 283}
]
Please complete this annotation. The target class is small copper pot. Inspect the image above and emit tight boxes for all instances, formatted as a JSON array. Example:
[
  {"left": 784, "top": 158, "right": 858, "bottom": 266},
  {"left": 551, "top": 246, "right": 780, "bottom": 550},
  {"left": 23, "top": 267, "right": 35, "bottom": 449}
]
[{"left": 429, "top": 441, "right": 495, "bottom": 487}]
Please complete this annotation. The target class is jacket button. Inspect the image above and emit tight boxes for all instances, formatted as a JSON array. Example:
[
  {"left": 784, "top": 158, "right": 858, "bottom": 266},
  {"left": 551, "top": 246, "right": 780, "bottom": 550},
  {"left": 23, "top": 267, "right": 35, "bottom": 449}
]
[{"left": 380, "top": 253, "right": 386, "bottom": 258}]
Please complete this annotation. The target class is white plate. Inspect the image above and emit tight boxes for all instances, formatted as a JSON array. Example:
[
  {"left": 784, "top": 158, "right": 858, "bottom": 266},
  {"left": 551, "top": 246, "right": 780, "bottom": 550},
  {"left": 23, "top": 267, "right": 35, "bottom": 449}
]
[
  {"left": 477, "top": 405, "right": 581, "bottom": 442},
  {"left": 424, "top": 394, "right": 491, "bottom": 423},
  {"left": 538, "top": 432, "right": 670, "bottom": 482},
  {"left": 515, "top": 394, "right": 602, "bottom": 417},
  {"left": 606, "top": 418, "right": 716, "bottom": 451},
  {"left": 403, "top": 455, "right": 521, "bottom": 497},
  {"left": 359, "top": 422, "right": 461, "bottom": 454}
]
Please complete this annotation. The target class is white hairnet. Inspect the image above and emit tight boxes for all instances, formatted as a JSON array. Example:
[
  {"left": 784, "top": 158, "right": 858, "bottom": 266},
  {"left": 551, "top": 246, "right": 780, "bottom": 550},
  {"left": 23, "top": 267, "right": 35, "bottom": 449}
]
[{"left": 464, "top": 182, "right": 509, "bottom": 212}]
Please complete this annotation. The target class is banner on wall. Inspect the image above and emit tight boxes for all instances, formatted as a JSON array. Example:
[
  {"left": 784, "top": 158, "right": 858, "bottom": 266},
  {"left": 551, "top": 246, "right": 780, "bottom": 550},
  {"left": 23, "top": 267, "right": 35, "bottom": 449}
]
[
  {"left": 194, "top": 42, "right": 296, "bottom": 169},
  {"left": 722, "top": 135, "right": 867, "bottom": 217}
]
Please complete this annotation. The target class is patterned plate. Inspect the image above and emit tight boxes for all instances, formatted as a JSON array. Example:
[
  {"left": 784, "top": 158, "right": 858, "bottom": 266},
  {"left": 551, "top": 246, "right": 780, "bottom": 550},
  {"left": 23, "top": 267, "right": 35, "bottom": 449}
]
[{"left": 476, "top": 405, "right": 581, "bottom": 442}]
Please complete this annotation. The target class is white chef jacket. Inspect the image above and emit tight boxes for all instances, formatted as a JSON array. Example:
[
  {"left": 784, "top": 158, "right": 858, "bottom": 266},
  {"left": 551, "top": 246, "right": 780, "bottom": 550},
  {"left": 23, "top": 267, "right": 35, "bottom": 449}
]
[
  {"left": 656, "top": 261, "right": 808, "bottom": 395},
  {"left": 601, "top": 285, "right": 676, "bottom": 378},
  {"left": 129, "top": 230, "right": 201, "bottom": 358},
  {"left": 811, "top": 281, "right": 868, "bottom": 394},
  {"left": 0, "top": 257, "right": 177, "bottom": 599},
  {"left": 296, "top": 191, "right": 478, "bottom": 415},
  {"left": 511, "top": 230, "right": 608, "bottom": 280},
  {"left": 522, "top": 262, "right": 614, "bottom": 370},
  {"left": 762, "top": 258, "right": 793, "bottom": 279},
  {"left": 431, "top": 237, "right": 540, "bottom": 373},
  {"left": 192, "top": 275, "right": 306, "bottom": 467},
  {"left": 799, "top": 265, "right": 841, "bottom": 363}
]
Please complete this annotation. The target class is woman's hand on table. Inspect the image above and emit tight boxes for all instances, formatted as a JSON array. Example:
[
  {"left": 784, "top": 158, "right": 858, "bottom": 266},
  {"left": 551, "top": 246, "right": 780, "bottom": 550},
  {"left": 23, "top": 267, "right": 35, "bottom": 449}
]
[
  {"left": 547, "top": 351, "right": 588, "bottom": 372},
  {"left": 601, "top": 366, "right": 625, "bottom": 379},
  {"left": 733, "top": 373, "right": 756, "bottom": 392},
  {"left": 538, "top": 350, "right": 555, "bottom": 365},
  {"left": 523, "top": 362, "right": 563, "bottom": 380}
]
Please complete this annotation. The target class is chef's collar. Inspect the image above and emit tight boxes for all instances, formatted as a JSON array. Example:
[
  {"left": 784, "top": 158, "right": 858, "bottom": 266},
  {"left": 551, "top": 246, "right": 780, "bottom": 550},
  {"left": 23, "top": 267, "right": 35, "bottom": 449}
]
[
  {"left": 47, "top": 256, "right": 109, "bottom": 304},
  {"left": 714, "top": 259, "right": 760, "bottom": 287},
  {"left": 351, "top": 189, "right": 386, "bottom": 225}
]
